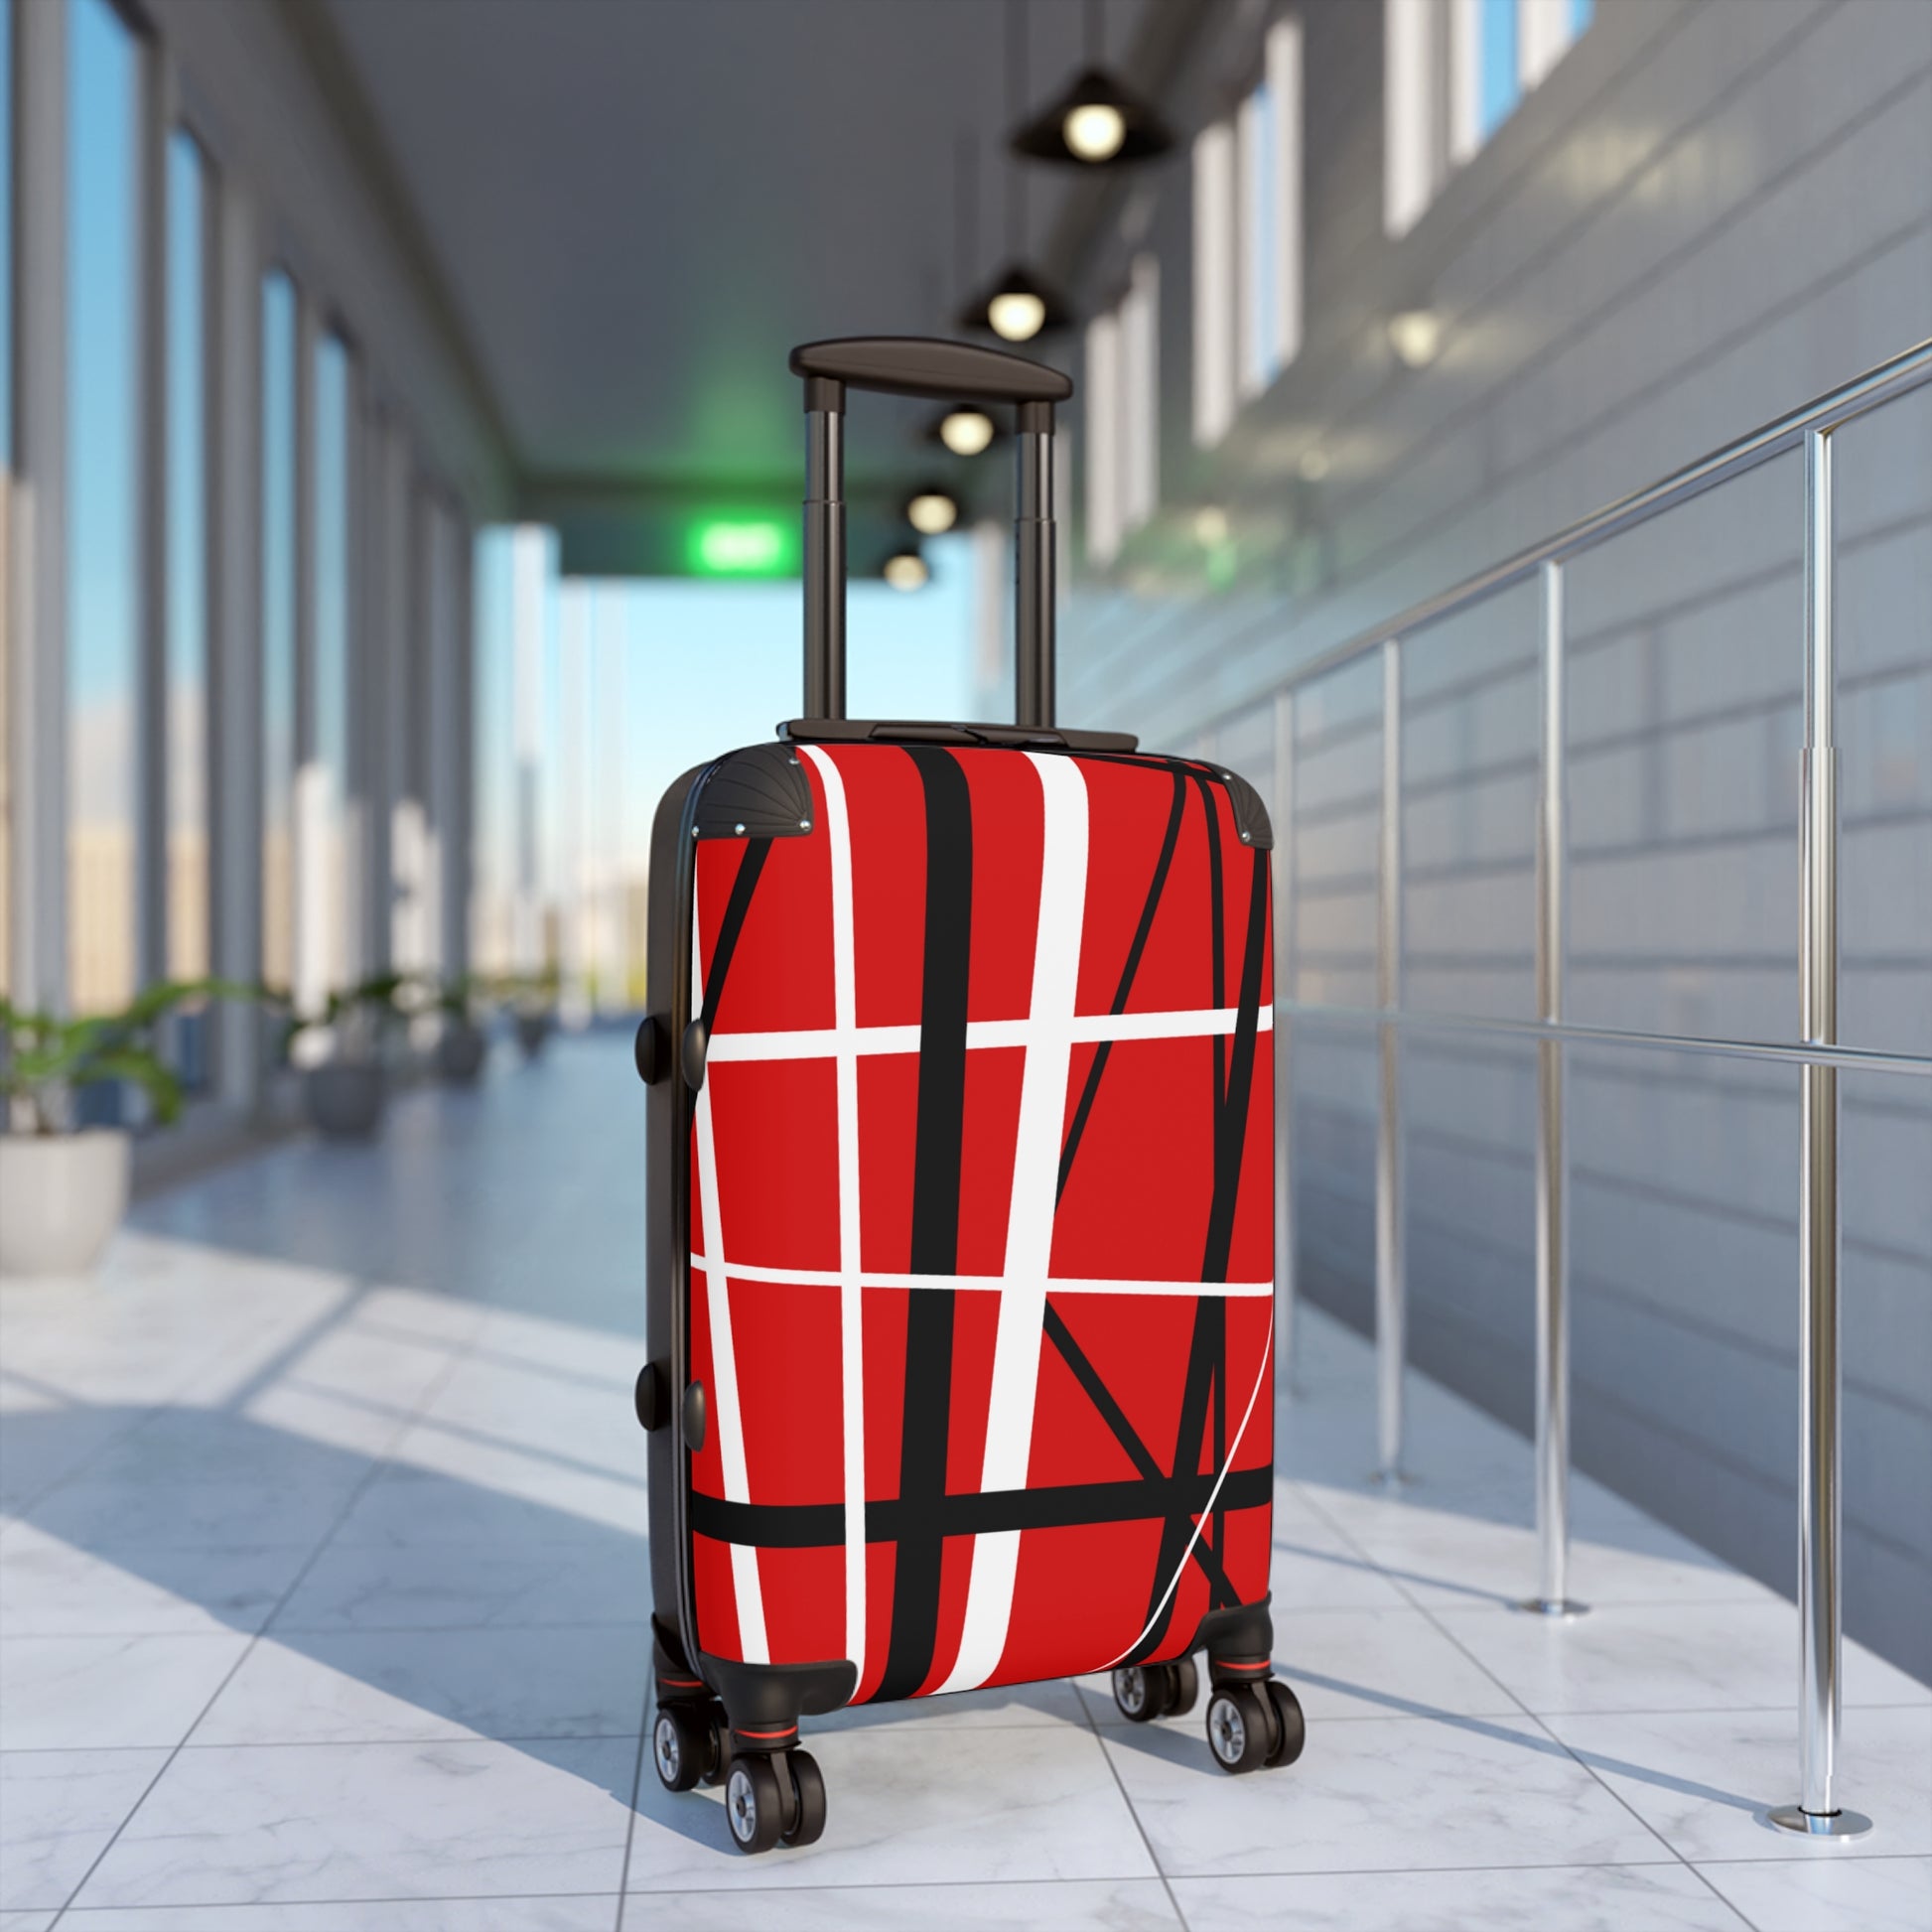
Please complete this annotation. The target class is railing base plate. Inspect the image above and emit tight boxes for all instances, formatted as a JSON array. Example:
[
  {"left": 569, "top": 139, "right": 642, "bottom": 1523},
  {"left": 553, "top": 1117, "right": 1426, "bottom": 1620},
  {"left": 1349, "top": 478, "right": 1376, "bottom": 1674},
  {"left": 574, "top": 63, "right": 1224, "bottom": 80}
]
[
  {"left": 1767, "top": 1804, "right": 1872, "bottom": 1840},
  {"left": 1512, "top": 1597, "right": 1590, "bottom": 1618}
]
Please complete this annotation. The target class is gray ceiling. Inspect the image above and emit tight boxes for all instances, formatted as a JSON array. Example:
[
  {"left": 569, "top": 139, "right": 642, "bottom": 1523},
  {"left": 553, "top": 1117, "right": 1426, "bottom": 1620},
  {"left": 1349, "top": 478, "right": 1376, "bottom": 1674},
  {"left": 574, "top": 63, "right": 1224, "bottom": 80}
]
[{"left": 320, "top": 0, "right": 1175, "bottom": 508}]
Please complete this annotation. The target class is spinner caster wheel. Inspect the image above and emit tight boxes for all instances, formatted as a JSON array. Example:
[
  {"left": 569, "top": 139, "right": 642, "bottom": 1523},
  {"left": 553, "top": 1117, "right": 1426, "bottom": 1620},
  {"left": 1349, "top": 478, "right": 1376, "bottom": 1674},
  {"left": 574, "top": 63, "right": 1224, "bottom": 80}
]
[
  {"left": 1113, "top": 1658, "right": 1202, "bottom": 1722},
  {"left": 1263, "top": 1679, "right": 1307, "bottom": 1767},
  {"left": 1205, "top": 1684, "right": 1274, "bottom": 1774},
  {"left": 726, "top": 1753, "right": 784, "bottom": 1855},
  {"left": 780, "top": 1747, "right": 827, "bottom": 1847},
  {"left": 1112, "top": 1666, "right": 1164, "bottom": 1722},
  {"left": 1165, "top": 1657, "right": 1200, "bottom": 1716},
  {"left": 699, "top": 1703, "right": 732, "bottom": 1787},
  {"left": 651, "top": 1703, "right": 706, "bottom": 1793}
]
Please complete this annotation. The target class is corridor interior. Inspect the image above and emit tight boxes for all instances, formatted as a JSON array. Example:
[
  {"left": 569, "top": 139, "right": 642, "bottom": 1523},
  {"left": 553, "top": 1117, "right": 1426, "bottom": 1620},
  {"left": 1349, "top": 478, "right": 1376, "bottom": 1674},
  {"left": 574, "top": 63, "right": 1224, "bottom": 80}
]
[{"left": 2, "top": 1036, "right": 1926, "bottom": 1931}]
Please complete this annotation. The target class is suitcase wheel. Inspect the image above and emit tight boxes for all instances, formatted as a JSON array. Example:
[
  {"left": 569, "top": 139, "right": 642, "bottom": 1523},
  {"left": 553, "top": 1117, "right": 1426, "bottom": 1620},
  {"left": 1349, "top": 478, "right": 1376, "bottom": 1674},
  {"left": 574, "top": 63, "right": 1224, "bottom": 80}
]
[
  {"left": 1111, "top": 1659, "right": 1197, "bottom": 1722},
  {"left": 1263, "top": 1678, "right": 1307, "bottom": 1767},
  {"left": 726, "top": 1754, "right": 784, "bottom": 1854},
  {"left": 652, "top": 1704, "right": 707, "bottom": 1793},
  {"left": 1205, "top": 1678, "right": 1305, "bottom": 1775},
  {"left": 779, "top": 1748, "right": 827, "bottom": 1848}
]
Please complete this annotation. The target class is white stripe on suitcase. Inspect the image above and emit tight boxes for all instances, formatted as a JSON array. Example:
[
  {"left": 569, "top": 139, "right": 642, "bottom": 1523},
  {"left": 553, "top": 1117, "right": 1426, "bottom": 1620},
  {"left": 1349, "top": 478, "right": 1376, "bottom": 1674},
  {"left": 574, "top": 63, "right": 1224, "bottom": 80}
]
[
  {"left": 702, "top": 1004, "right": 1273, "bottom": 1063},
  {"left": 800, "top": 745, "right": 869, "bottom": 1689},
  {"left": 688, "top": 1256, "right": 1272, "bottom": 1297},
  {"left": 936, "top": 751, "right": 1090, "bottom": 1695},
  {"left": 1100, "top": 1301, "right": 1276, "bottom": 1671},
  {"left": 690, "top": 873, "right": 768, "bottom": 1664}
]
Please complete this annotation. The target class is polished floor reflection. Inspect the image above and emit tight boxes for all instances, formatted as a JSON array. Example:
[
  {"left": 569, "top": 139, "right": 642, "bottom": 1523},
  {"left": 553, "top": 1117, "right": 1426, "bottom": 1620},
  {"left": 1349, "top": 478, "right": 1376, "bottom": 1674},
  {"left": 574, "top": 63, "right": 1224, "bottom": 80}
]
[{"left": 2, "top": 1036, "right": 1927, "bottom": 1930}]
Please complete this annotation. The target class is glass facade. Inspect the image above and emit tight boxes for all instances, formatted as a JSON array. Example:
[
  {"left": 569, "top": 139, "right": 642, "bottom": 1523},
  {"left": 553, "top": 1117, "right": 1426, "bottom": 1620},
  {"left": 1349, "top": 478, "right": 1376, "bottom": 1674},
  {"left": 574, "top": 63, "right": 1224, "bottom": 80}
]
[
  {"left": 166, "top": 131, "right": 209, "bottom": 986},
  {"left": 312, "top": 331, "right": 351, "bottom": 993},
  {"left": 260, "top": 271, "right": 297, "bottom": 994},
  {"left": 66, "top": 0, "right": 141, "bottom": 1016}
]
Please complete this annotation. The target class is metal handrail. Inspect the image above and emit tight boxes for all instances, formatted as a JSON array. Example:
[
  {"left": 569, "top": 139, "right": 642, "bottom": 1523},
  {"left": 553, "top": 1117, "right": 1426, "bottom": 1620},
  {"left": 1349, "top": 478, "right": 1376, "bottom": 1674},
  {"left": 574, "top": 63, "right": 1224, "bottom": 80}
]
[
  {"left": 1258, "top": 338, "right": 1932, "bottom": 1839},
  {"left": 1237, "top": 337, "right": 1932, "bottom": 712}
]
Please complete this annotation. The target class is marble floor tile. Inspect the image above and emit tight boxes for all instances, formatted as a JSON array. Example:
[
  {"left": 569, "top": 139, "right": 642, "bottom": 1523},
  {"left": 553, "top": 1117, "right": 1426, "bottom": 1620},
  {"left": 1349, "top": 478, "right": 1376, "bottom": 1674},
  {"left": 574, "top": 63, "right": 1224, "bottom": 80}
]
[
  {"left": 58, "top": 1897, "right": 621, "bottom": 1930},
  {"left": 1305, "top": 1495, "right": 1774, "bottom": 1612},
  {"left": 0, "top": 1912, "right": 58, "bottom": 1931},
  {"left": 0, "top": 1524, "right": 309, "bottom": 1637},
  {"left": 1171, "top": 1863, "right": 1753, "bottom": 1930},
  {"left": 413, "top": 1354, "right": 641, "bottom": 1480},
  {"left": 619, "top": 1877, "right": 1184, "bottom": 1930},
  {"left": 68, "top": 1738, "right": 639, "bottom": 1909},
  {"left": 379, "top": 1417, "right": 648, "bottom": 1539},
  {"left": 328, "top": 1459, "right": 646, "bottom": 1548},
  {"left": 0, "top": 1748, "right": 167, "bottom": 1911},
  {"left": 0, "top": 1633, "right": 248, "bottom": 1749},
  {"left": 270, "top": 1531, "right": 647, "bottom": 1633},
  {"left": 622, "top": 1723, "right": 1156, "bottom": 1892},
  {"left": 1075, "top": 1607, "right": 1522, "bottom": 1727},
  {"left": 1542, "top": 1706, "right": 1932, "bottom": 1863},
  {"left": 1694, "top": 1854, "right": 1932, "bottom": 1931},
  {"left": 1433, "top": 1600, "right": 1932, "bottom": 1716},
  {"left": 18, "top": 1474, "right": 357, "bottom": 1553},
  {"left": 193, "top": 1623, "right": 649, "bottom": 1745},
  {"left": 0, "top": 1403, "right": 145, "bottom": 1512},
  {"left": 1102, "top": 1712, "right": 1664, "bottom": 1877}
]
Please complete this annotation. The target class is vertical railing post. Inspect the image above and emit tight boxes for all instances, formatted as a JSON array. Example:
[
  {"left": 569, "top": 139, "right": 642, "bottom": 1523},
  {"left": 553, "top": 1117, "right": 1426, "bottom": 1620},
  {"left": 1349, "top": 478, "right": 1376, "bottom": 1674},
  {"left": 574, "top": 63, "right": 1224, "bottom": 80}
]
[
  {"left": 1771, "top": 430, "right": 1870, "bottom": 1837},
  {"left": 1373, "top": 637, "right": 1412, "bottom": 1484},
  {"left": 1273, "top": 687, "right": 1299, "bottom": 1395},
  {"left": 1522, "top": 559, "right": 1587, "bottom": 1615}
]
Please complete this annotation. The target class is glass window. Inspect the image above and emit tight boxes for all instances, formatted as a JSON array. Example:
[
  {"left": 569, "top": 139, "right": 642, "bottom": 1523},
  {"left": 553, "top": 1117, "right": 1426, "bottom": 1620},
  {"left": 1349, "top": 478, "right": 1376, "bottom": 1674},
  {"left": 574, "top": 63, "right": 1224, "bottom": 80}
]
[
  {"left": 1191, "top": 120, "right": 1237, "bottom": 448},
  {"left": 1478, "top": 0, "right": 1521, "bottom": 142},
  {"left": 1084, "top": 254, "right": 1159, "bottom": 570},
  {"left": 1, "top": 0, "right": 12, "bottom": 473},
  {"left": 312, "top": 331, "right": 351, "bottom": 994},
  {"left": 1403, "top": 0, "right": 1593, "bottom": 231},
  {"left": 261, "top": 271, "right": 297, "bottom": 994},
  {"left": 166, "top": 132, "right": 209, "bottom": 989},
  {"left": 1, "top": 0, "right": 14, "bottom": 998},
  {"left": 67, "top": 0, "right": 142, "bottom": 1017}
]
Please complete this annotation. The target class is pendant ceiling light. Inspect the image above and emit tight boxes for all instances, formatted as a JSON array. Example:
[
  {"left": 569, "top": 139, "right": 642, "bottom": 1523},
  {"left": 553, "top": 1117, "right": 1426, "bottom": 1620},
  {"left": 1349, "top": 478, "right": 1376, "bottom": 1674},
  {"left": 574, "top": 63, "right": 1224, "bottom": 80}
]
[
  {"left": 905, "top": 485, "right": 961, "bottom": 536},
  {"left": 926, "top": 406, "right": 1001, "bottom": 457},
  {"left": 958, "top": 1, "right": 1069, "bottom": 345},
  {"left": 1011, "top": 0, "right": 1172, "bottom": 166}
]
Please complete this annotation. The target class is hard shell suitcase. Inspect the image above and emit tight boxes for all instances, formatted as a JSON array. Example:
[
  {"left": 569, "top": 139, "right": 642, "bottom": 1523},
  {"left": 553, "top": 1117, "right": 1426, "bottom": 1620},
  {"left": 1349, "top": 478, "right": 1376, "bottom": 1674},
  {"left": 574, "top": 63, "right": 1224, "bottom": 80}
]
[{"left": 635, "top": 338, "right": 1303, "bottom": 1855}]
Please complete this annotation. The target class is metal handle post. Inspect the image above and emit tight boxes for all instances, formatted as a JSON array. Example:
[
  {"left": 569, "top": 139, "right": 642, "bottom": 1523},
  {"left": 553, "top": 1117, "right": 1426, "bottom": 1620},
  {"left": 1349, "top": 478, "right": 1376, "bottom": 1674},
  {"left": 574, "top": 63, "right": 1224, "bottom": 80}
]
[
  {"left": 1771, "top": 428, "right": 1870, "bottom": 1839},
  {"left": 1373, "top": 636, "right": 1411, "bottom": 1485},
  {"left": 1014, "top": 406, "right": 1054, "bottom": 729},
  {"left": 1522, "top": 559, "right": 1587, "bottom": 1615},
  {"left": 803, "top": 386, "right": 846, "bottom": 720}
]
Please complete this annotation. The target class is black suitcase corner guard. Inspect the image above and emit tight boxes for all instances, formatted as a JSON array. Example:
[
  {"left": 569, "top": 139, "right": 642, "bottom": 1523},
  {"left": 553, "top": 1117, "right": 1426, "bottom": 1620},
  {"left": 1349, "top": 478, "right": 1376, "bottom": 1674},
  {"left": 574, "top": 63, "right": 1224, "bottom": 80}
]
[
  {"left": 691, "top": 742, "right": 815, "bottom": 840},
  {"left": 702, "top": 1652, "right": 860, "bottom": 1735},
  {"left": 1202, "top": 764, "right": 1275, "bottom": 850}
]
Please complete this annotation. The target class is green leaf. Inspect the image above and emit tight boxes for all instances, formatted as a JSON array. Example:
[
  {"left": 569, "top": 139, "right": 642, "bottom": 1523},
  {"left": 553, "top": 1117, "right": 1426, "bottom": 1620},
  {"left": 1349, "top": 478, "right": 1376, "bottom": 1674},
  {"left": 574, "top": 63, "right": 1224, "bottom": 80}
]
[{"left": 84, "top": 1048, "right": 185, "bottom": 1127}]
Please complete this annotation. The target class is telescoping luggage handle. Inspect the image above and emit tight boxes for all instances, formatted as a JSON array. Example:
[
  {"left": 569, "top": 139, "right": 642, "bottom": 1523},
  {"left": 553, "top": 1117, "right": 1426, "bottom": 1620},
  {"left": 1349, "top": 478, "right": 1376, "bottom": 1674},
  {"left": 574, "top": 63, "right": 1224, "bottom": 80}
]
[{"left": 789, "top": 337, "right": 1072, "bottom": 733}]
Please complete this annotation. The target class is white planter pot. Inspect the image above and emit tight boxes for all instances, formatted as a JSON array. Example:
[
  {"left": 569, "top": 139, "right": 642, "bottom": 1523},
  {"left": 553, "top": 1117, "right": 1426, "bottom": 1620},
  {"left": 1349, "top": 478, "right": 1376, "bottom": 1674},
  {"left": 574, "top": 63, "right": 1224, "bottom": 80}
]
[{"left": 0, "top": 1129, "right": 132, "bottom": 1277}]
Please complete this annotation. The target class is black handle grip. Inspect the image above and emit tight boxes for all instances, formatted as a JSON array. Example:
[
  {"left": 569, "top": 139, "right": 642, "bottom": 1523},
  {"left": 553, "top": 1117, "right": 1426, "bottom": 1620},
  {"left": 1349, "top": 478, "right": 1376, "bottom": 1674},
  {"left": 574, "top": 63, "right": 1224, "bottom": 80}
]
[{"left": 790, "top": 336, "right": 1072, "bottom": 408}]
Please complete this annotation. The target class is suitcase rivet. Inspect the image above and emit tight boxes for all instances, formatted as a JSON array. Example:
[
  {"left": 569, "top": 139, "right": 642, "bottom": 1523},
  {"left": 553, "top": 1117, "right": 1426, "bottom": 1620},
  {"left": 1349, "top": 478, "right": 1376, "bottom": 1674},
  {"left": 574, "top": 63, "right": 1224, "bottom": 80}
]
[
  {"left": 691, "top": 826, "right": 700, "bottom": 839},
  {"left": 799, "top": 819, "right": 811, "bottom": 831},
  {"left": 735, "top": 822, "right": 746, "bottom": 835}
]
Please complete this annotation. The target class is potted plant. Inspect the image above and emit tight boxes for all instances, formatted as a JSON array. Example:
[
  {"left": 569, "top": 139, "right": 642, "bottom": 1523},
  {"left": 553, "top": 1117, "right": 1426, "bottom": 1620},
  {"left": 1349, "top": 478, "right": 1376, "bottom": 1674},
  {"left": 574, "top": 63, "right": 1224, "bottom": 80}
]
[
  {"left": 433, "top": 974, "right": 489, "bottom": 1084},
  {"left": 295, "top": 973, "right": 409, "bottom": 1140},
  {"left": 511, "top": 968, "right": 561, "bottom": 1059},
  {"left": 0, "top": 979, "right": 244, "bottom": 1276}
]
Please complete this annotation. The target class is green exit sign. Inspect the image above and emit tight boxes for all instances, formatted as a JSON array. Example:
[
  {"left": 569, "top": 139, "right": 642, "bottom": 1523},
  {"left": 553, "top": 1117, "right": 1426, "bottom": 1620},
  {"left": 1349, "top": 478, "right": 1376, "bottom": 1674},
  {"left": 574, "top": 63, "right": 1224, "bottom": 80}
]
[{"left": 689, "top": 517, "right": 794, "bottom": 577}]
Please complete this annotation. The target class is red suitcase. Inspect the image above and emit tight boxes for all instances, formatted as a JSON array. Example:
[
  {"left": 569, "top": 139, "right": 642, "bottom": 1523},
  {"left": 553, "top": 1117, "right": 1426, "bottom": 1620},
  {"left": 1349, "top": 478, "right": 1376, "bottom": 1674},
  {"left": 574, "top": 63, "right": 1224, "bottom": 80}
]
[{"left": 635, "top": 339, "right": 1303, "bottom": 1854}]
